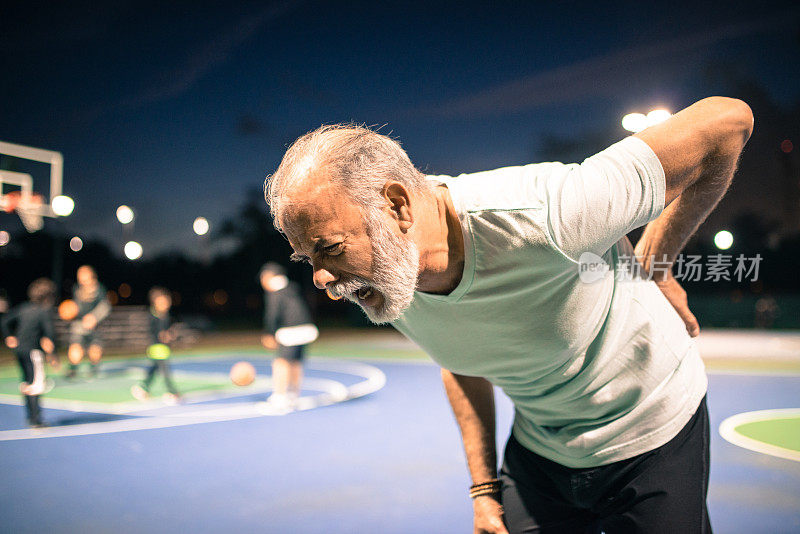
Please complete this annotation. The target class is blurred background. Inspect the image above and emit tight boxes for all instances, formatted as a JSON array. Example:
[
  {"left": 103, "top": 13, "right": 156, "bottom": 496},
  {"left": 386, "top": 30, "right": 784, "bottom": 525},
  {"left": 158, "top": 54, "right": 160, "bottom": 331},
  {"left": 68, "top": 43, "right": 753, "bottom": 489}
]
[{"left": 1, "top": 0, "right": 799, "bottom": 331}]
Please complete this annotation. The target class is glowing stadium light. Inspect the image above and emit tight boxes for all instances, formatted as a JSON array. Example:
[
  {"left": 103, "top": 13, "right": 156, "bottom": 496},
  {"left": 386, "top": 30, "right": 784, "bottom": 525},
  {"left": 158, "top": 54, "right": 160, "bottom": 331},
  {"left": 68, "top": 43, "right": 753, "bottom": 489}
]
[
  {"left": 124, "top": 240, "right": 143, "bottom": 260},
  {"left": 52, "top": 195, "right": 75, "bottom": 217},
  {"left": 622, "top": 113, "right": 648, "bottom": 133},
  {"left": 0, "top": 230, "right": 9, "bottom": 246},
  {"left": 646, "top": 109, "right": 672, "bottom": 127},
  {"left": 69, "top": 236, "right": 83, "bottom": 251},
  {"left": 116, "top": 205, "right": 134, "bottom": 224},
  {"left": 714, "top": 230, "right": 734, "bottom": 250},
  {"left": 623, "top": 109, "right": 672, "bottom": 133},
  {"left": 193, "top": 216, "right": 210, "bottom": 236}
]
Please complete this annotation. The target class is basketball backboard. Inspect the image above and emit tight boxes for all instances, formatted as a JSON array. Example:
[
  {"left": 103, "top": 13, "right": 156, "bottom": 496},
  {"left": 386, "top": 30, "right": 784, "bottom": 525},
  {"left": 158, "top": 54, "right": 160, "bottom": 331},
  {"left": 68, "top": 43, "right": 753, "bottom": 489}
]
[{"left": 0, "top": 140, "right": 65, "bottom": 231}]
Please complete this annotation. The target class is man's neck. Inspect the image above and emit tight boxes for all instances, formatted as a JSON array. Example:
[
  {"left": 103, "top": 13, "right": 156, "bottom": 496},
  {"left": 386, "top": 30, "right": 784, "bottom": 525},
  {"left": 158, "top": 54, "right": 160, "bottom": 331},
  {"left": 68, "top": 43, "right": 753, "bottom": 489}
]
[{"left": 415, "top": 185, "right": 465, "bottom": 295}]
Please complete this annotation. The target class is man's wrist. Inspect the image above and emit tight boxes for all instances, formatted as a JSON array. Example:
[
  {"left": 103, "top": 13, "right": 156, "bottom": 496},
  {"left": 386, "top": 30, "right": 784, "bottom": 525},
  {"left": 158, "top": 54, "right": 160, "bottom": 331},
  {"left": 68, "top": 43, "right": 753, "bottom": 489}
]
[
  {"left": 634, "top": 238, "right": 675, "bottom": 283},
  {"left": 470, "top": 479, "right": 502, "bottom": 499}
]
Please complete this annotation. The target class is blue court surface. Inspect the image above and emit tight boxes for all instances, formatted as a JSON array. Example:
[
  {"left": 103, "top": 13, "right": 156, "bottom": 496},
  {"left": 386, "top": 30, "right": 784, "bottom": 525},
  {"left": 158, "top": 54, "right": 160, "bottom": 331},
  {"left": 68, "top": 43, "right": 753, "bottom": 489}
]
[{"left": 1, "top": 334, "right": 799, "bottom": 533}]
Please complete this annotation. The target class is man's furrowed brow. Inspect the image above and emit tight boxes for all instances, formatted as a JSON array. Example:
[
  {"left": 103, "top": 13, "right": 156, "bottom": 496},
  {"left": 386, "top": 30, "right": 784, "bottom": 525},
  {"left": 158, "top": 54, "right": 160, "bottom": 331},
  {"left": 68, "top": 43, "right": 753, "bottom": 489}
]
[{"left": 311, "top": 240, "right": 330, "bottom": 255}]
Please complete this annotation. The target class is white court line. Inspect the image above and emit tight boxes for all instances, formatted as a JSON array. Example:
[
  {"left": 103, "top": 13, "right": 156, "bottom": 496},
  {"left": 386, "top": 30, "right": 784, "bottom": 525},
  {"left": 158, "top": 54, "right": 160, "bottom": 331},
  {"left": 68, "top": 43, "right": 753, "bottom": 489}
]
[
  {"left": 0, "top": 360, "right": 386, "bottom": 441},
  {"left": 719, "top": 408, "right": 800, "bottom": 463},
  {"left": 0, "top": 370, "right": 274, "bottom": 415},
  {"left": 705, "top": 369, "right": 800, "bottom": 377}
]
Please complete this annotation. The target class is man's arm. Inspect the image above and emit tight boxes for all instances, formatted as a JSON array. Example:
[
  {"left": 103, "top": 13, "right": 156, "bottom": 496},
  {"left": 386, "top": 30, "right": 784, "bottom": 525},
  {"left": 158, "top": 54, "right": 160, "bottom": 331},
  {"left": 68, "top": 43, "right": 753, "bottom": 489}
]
[
  {"left": 636, "top": 96, "right": 753, "bottom": 210},
  {"left": 84, "top": 296, "right": 111, "bottom": 330},
  {"left": 441, "top": 369, "right": 508, "bottom": 534},
  {"left": 634, "top": 96, "right": 753, "bottom": 269},
  {"left": 634, "top": 97, "right": 753, "bottom": 335}
]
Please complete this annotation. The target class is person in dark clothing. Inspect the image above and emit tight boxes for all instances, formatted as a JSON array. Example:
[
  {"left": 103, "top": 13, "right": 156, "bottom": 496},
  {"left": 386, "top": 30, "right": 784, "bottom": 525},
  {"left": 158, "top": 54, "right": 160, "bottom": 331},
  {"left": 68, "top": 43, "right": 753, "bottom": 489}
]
[
  {"left": 1, "top": 278, "right": 60, "bottom": 427},
  {"left": 260, "top": 262, "right": 317, "bottom": 410},
  {"left": 131, "top": 287, "right": 180, "bottom": 403},
  {"left": 67, "top": 265, "right": 110, "bottom": 378}
]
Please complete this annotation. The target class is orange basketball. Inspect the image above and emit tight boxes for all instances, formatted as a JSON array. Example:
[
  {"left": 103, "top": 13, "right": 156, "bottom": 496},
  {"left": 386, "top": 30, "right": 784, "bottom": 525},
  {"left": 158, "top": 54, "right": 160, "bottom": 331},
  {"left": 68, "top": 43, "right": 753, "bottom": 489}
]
[
  {"left": 58, "top": 299, "right": 79, "bottom": 321},
  {"left": 230, "top": 361, "right": 256, "bottom": 386}
]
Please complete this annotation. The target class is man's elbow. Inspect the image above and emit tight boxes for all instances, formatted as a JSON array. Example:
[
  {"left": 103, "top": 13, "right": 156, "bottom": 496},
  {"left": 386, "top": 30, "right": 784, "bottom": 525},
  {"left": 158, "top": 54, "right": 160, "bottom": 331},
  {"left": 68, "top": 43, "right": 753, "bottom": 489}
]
[
  {"left": 702, "top": 96, "right": 754, "bottom": 146},
  {"left": 725, "top": 97, "right": 754, "bottom": 143}
]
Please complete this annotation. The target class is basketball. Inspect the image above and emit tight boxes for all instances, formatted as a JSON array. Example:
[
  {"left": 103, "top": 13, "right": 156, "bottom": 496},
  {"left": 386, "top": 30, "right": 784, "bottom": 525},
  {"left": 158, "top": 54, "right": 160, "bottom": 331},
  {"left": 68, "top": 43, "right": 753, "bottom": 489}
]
[
  {"left": 58, "top": 299, "right": 79, "bottom": 321},
  {"left": 230, "top": 361, "right": 256, "bottom": 386}
]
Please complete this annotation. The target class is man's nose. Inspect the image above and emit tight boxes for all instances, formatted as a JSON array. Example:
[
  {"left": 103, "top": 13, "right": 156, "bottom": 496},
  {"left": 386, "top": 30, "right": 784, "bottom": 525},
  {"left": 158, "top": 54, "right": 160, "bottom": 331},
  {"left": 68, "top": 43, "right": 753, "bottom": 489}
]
[{"left": 312, "top": 266, "right": 338, "bottom": 289}]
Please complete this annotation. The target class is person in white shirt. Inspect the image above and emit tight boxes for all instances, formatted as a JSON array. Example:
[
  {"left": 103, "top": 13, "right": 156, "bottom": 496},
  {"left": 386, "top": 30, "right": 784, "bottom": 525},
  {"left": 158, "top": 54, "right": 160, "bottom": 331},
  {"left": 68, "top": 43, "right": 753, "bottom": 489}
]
[
  {"left": 260, "top": 262, "right": 318, "bottom": 410},
  {"left": 264, "top": 97, "right": 753, "bottom": 533}
]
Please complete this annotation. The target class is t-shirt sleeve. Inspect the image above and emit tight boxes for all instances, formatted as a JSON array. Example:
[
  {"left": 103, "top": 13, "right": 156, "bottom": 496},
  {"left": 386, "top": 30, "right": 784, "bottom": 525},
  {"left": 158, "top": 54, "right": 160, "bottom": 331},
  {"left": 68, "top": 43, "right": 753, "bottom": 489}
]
[{"left": 544, "top": 136, "right": 665, "bottom": 261}]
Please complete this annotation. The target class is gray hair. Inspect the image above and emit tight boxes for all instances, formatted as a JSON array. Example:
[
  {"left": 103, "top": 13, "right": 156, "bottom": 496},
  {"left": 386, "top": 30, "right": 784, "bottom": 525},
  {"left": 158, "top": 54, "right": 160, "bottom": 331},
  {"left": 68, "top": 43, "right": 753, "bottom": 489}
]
[{"left": 264, "top": 124, "right": 430, "bottom": 231}]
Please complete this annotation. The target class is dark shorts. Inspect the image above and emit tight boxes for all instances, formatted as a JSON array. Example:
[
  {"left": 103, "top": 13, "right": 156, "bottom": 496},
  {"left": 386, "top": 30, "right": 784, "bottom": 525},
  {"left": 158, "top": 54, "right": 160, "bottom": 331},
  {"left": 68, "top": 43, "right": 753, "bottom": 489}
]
[
  {"left": 69, "top": 324, "right": 102, "bottom": 348},
  {"left": 277, "top": 344, "right": 305, "bottom": 362},
  {"left": 500, "top": 397, "right": 711, "bottom": 534}
]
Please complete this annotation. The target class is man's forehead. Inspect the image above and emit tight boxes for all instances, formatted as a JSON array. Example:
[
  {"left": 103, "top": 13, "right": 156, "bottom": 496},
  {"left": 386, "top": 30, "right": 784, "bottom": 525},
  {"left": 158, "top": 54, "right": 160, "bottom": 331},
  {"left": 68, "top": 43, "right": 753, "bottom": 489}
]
[{"left": 279, "top": 182, "right": 362, "bottom": 250}]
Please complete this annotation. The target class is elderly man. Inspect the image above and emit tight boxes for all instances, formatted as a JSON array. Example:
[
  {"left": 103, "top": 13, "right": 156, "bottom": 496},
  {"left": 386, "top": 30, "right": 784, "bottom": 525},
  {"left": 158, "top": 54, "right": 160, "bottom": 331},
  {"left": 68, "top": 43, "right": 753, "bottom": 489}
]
[{"left": 265, "top": 96, "right": 753, "bottom": 533}]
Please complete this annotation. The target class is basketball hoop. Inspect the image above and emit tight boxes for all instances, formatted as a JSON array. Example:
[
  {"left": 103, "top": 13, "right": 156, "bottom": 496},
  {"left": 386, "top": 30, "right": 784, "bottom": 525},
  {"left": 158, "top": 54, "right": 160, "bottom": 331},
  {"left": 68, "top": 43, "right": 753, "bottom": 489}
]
[{"left": 1, "top": 190, "right": 45, "bottom": 232}]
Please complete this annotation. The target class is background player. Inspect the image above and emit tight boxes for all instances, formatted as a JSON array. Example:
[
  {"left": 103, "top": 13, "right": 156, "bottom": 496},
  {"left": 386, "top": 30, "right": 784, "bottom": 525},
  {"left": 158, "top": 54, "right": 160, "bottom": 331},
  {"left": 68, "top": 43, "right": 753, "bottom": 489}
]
[
  {"left": 67, "top": 265, "right": 110, "bottom": 378},
  {"left": 1, "top": 278, "right": 60, "bottom": 427},
  {"left": 260, "top": 262, "right": 318, "bottom": 410},
  {"left": 131, "top": 287, "right": 181, "bottom": 403}
]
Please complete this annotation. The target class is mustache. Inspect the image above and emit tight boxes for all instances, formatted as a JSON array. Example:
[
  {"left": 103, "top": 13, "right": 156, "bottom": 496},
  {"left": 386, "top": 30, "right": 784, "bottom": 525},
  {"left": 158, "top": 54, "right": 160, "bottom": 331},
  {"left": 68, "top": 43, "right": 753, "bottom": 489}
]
[{"left": 327, "top": 277, "right": 370, "bottom": 300}]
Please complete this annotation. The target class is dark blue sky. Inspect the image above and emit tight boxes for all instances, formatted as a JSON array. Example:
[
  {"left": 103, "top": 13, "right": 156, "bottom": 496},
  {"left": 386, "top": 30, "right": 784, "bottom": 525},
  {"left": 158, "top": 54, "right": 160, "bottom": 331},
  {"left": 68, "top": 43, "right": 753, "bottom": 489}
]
[{"left": 2, "top": 1, "right": 799, "bottom": 257}]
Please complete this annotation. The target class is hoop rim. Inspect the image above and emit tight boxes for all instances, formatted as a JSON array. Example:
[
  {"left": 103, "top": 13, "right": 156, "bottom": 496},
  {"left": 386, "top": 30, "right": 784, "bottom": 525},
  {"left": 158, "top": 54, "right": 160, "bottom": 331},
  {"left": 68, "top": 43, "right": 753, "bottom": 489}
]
[
  {"left": 2, "top": 191, "right": 46, "bottom": 231},
  {"left": 1, "top": 190, "right": 45, "bottom": 213}
]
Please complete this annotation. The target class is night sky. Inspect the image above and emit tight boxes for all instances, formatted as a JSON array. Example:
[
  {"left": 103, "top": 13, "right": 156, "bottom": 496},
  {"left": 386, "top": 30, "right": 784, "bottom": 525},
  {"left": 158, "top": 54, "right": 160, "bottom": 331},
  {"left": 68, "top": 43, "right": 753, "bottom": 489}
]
[{"left": 2, "top": 1, "right": 799, "bottom": 257}]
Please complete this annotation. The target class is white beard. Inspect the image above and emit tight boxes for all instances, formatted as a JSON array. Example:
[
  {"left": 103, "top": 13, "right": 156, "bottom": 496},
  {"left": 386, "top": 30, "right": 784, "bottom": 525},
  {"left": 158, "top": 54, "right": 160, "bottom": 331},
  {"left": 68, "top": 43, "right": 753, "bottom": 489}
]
[{"left": 328, "top": 210, "right": 419, "bottom": 324}]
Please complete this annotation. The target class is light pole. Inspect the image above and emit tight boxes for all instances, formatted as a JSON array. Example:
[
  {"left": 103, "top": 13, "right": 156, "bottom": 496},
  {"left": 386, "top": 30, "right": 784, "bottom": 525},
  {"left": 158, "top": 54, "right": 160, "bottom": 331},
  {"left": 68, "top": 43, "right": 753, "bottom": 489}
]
[
  {"left": 116, "top": 205, "right": 136, "bottom": 260},
  {"left": 50, "top": 194, "right": 75, "bottom": 298},
  {"left": 116, "top": 205, "right": 135, "bottom": 235},
  {"left": 193, "top": 216, "right": 210, "bottom": 263}
]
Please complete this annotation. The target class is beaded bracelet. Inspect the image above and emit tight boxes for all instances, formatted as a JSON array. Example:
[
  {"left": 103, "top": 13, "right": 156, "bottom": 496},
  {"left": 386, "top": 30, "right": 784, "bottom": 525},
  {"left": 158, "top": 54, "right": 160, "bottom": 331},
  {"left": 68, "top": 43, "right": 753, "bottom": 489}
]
[{"left": 469, "top": 479, "right": 502, "bottom": 499}]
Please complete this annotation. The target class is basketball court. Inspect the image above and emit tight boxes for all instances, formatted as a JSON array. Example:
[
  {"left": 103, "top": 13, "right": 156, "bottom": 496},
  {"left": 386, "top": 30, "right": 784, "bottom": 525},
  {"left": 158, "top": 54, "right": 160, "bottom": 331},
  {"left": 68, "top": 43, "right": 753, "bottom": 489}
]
[{"left": 0, "top": 331, "right": 798, "bottom": 533}]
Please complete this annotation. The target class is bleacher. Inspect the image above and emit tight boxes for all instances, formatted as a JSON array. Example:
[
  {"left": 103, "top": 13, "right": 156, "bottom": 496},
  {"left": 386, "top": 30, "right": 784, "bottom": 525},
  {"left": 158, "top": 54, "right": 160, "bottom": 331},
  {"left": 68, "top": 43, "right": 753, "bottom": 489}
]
[{"left": 55, "top": 306, "right": 199, "bottom": 350}]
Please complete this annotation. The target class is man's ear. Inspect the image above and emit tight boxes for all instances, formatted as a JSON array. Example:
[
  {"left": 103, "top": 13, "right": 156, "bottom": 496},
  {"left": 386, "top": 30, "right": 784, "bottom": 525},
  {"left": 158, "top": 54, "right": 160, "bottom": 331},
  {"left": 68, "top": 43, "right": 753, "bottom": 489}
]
[{"left": 383, "top": 182, "right": 413, "bottom": 232}]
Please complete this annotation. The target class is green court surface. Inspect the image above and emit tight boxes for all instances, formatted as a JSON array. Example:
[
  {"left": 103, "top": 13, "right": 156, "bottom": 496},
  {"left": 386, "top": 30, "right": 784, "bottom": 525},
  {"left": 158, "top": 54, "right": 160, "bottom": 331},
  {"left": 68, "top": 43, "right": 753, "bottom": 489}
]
[
  {"left": 0, "top": 337, "right": 419, "bottom": 407},
  {"left": 0, "top": 364, "right": 233, "bottom": 404},
  {"left": 735, "top": 416, "right": 800, "bottom": 453}
]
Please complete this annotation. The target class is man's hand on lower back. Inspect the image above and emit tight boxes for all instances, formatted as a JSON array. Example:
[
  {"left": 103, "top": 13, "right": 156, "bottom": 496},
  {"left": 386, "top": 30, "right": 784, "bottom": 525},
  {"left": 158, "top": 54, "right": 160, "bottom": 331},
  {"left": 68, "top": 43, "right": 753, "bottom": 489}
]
[
  {"left": 473, "top": 495, "right": 509, "bottom": 534},
  {"left": 655, "top": 274, "right": 700, "bottom": 337}
]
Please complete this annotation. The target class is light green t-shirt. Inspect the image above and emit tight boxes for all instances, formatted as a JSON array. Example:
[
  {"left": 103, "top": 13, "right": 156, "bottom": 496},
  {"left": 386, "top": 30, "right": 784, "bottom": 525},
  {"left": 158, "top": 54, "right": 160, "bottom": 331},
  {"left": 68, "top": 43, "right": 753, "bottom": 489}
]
[{"left": 393, "top": 136, "right": 707, "bottom": 468}]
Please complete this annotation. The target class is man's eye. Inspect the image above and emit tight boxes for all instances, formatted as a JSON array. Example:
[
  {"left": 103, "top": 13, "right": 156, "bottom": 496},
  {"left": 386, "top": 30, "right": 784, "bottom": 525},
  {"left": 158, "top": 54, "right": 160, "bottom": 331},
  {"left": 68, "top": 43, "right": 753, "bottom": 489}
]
[{"left": 324, "top": 243, "right": 343, "bottom": 255}]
